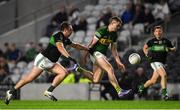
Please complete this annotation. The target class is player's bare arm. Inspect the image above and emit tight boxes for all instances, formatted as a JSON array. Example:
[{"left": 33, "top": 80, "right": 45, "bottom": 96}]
[
  {"left": 111, "top": 42, "right": 125, "bottom": 72},
  {"left": 143, "top": 44, "right": 149, "bottom": 56},
  {"left": 88, "top": 35, "right": 99, "bottom": 48},
  {"left": 83, "top": 35, "right": 99, "bottom": 63},
  {"left": 56, "top": 42, "right": 70, "bottom": 58},
  {"left": 70, "top": 42, "right": 89, "bottom": 51}
]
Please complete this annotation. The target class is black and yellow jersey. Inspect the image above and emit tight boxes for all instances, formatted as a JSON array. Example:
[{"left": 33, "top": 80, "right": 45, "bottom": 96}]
[{"left": 41, "top": 31, "right": 72, "bottom": 62}]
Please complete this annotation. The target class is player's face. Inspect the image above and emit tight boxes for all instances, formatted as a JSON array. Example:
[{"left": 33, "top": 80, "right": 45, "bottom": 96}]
[
  {"left": 64, "top": 26, "right": 73, "bottom": 37},
  {"left": 111, "top": 20, "right": 121, "bottom": 32},
  {"left": 154, "top": 28, "right": 162, "bottom": 39}
]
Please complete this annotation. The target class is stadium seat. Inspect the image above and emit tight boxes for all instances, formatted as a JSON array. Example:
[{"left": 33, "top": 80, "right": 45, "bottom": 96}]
[
  {"left": 73, "top": 31, "right": 85, "bottom": 43},
  {"left": 87, "top": 17, "right": 97, "bottom": 24},
  {"left": 94, "top": 5, "right": 104, "bottom": 11},
  {"left": 92, "top": 10, "right": 100, "bottom": 18},
  {"left": 118, "top": 0, "right": 128, "bottom": 5},
  {"left": 133, "top": 24, "right": 144, "bottom": 33},
  {"left": 132, "top": 29, "right": 141, "bottom": 36},
  {"left": 26, "top": 61, "right": 34, "bottom": 73},
  {"left": 11, "top": 67, "right": 21, "bottom": 83},
  {"left": 17, "top": 61, "right": 27, "bottom": 69},
  {"left": 120, "top": 30, "right": 130, "bottom": 38},
  {"left": 98, "top": 0, "right": 109, "bottom": 5},
  {"left": 81, "top": 10, "right": 91, "bottom": 17},
  {"left": 108, "top": 0, "right": 118, "bottom": 5},
  {"left": 39, "top": 37, "right": 50, "bottom": 49},
  {"left": 85, "top": 5, "right": 94, "bottom": 12},
  {"left": 88, "top": 24, "right": 96, "bottom": 31},
  {"left": 118, "top": 30, "right": 131, "bottom": 44},
  {"left": 17, "top": 61, "right": 28, "bottom": 74}
]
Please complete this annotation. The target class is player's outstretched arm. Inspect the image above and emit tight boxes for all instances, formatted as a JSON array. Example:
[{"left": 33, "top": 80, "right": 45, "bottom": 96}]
[
  {"left": 168, "top": 47, "right": 176, "bottom": 52},
  {"left": 70, "top": 42, "right": 88, "bottom": 51},
  {"left": 88, "top": 35, "right": 99, "bottom": 48},
  {"left": 56, "top": 42, "right": 71, "bottom": 58}
]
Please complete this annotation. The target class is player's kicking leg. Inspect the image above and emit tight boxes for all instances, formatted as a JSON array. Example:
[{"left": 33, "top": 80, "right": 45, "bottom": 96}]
[{"left": 94, "top": 56, "right": 131, "bottom": 97}]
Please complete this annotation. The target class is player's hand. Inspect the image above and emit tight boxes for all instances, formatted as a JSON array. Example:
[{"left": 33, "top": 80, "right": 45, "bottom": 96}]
[
  {"left": 147, "top": 50, "right": 152, "bottom": 57},
  {"left": 165, "top": 47, "right": 170, "bottom": 52},
  {"left": 67, "top": 57, "right": 77, "bottom": 64},
  {"left": 145, "top": 50, "right": 152, "bottom": 61},
  {"left": 117, "top": 62, "right": 126, "bottom": 73}
]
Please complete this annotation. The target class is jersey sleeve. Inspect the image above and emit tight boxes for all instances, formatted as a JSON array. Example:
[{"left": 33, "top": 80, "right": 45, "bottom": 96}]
[
  {"left": 94, "top": 28, "right": 104, "bottom": 39},
  {"left": 54, "top": 33, "right": 63, "bottom": 43},
  {"left": 65, "top": 38, "right": 72, "bottom": 45},
  {"left": 146, "top": 39, "right": 153, "bottom": 47},
  {"left": 166, "top": 39, "right": 174, "bottom": 48}
]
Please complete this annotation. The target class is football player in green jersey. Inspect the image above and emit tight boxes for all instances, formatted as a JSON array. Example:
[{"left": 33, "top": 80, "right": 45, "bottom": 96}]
[
  {"left": 77, "top": 16, "right": 132, "bottom": 97},
  {"left": 4, "top": 22, "right": 88, "bottom": 105},
  {"left": 138, "top": 25, "right": 176, "bottom": 100}
]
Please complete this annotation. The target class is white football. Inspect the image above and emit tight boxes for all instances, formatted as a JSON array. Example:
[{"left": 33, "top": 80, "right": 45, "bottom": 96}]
[{"left": 128, "top": 53, "right": 141, "bottom": 65}]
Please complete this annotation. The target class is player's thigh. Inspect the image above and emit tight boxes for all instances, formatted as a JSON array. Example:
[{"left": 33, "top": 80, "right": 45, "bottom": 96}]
[
  {"left": 34, "top": 53, "right": 54, "bottom": 70},
  {"left": 95, "top": 56, "right": 113, "bottom": 73},
  {"left": 23, "top": 66, "right": 43, "bottom": 81},
  {"left": 156, "top": 67, "right": 167, "bottom": 78},
  {"left": 151, "top": 62, "right": 166, "bottom": 77},
  {"left": 150, "top": 71, "right": 160, "bottom": 83},
  {"left": 93, "top": 63, "right": 103, "bottom": 82},
  {"left": 49, "top": 63, "right": 67, "bottom": 76}
]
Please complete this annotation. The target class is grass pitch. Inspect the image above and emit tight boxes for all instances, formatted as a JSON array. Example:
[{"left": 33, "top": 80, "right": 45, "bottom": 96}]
[{"left": 0, "top": 100, "right": 180, "bottom": 109}]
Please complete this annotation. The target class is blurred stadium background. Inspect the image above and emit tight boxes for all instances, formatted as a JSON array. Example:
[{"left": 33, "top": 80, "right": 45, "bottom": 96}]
[{"left": 0, "top": 0, "right": 180, "bottom": 105}]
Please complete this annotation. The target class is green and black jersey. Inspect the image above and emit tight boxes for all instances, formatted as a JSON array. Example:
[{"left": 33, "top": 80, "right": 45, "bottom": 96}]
[
  {"left": 89, "top": 26, "right": 118, "bottom": 55},
  {"left": 147, "top": 37, "right": 174, "bottom": 64},
  {"left": 41, "top": 31, "right": 72, "bottom": 62}
]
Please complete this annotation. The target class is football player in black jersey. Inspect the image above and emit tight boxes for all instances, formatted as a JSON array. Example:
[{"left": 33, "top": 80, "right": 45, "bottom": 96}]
[
  {"left": 4, "top": 22, "right": 88, "bottom": 104},
  {"left": 138, "top": 26, "right": 176, "bottom": 100}
]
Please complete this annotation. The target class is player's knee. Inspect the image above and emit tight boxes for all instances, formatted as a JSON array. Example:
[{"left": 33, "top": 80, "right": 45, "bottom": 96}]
[
  {"left": 93, "top": 79, "right": 100, "bottom": 83},
  {"left": 161, "top": 73, "right": 167, "bottom": 79},
  {"left": 150, "top": 79, "right": 157, "bottom": 85},
  {"left": 61, "top": 70, "right": 68, "bottom": 77},
  {"left": 106, "top": 68, "right": 114, "bottom": 75},
  {"left": 56, "top": 69, "right": 68, "bottom": 76}
]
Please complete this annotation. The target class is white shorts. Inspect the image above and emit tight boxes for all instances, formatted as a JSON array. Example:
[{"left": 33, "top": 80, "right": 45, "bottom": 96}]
[
  {"left": 90, "top": 51, "right": 106, "bottom": 63},
  {"left": 150, "top": 62, "right": 165, "bottom": 71},
  {"left": 34, "top": 53, "right": 55, "bottom": 70}
]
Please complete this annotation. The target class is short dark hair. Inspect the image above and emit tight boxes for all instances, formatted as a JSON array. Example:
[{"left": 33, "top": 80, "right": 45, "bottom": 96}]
[
  {"left": 153, "top": 25, "right": 163, "bottom": 32},
  {"left": 60, "top": 21, "right": 72, "bottom": 31},
  {"left": 109, "top": 16, "right": 122, "bottom": 24}
]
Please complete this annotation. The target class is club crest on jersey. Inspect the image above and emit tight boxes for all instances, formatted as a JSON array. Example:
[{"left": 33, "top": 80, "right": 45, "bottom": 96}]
[
  {"left": 99, "top": 38, "right": 112, "bottom": 45},
  {"left": 159, "top": 41, "right": 162, "bottom": 44}
]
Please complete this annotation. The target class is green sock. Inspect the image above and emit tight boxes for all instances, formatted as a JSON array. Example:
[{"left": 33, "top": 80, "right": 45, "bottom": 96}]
[
  {"left": 115, "top": 86, "right": 121, "bottom": 93},
  {"left": 76, "top": 67, "right": 83, "bottom": 73},
  {"left": 139, "top": 84, "right": 145, "bottom": 92},
  {"left": 162, "top": 88, "right": 167, "bottom": 96}
]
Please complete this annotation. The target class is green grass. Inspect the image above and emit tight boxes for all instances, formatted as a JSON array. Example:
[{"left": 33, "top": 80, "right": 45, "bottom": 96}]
[{"left": 0, "top": 100, "right": 180, "bottom": 109}]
